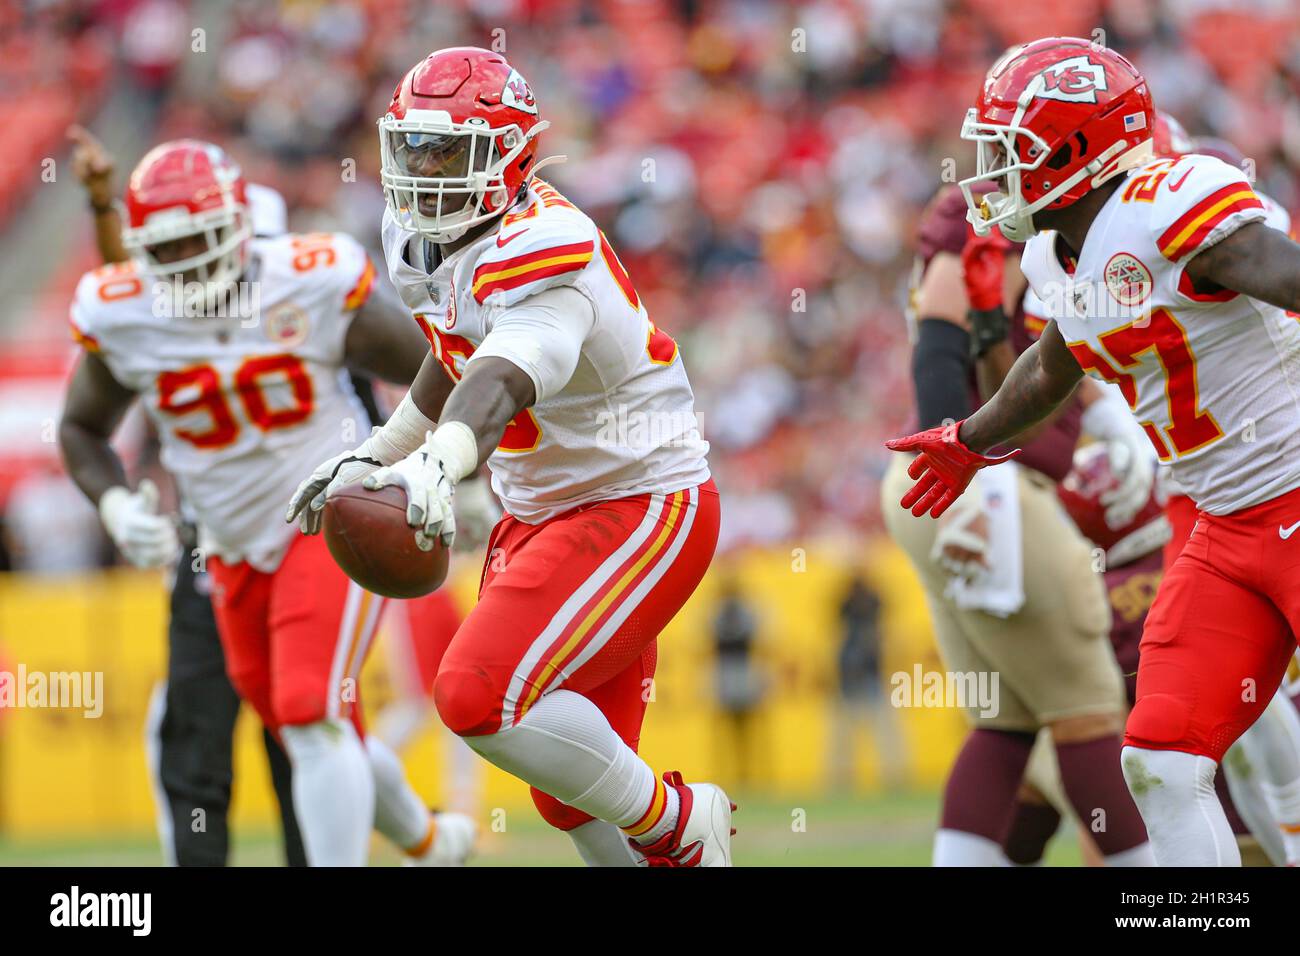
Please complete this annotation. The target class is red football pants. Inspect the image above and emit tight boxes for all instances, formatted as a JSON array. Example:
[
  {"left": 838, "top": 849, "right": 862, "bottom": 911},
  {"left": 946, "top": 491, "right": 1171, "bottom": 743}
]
[
  {"left": 209, "top": 531, "right": 385, "bottom": 733},
  {"left": 1128, "top": 483, "right": 1300, "bottom": 761},
  {"left": 433, "top": 481, "right": 720, "bottom": 830},
  {"left": 1162, "top": 492, "right": 1198, "bottom": 568}
]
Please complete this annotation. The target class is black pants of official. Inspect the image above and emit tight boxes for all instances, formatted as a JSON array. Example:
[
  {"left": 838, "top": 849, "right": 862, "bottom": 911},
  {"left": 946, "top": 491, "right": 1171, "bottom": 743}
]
[{"left": 153, "top": 550, "right": 306, "bottom": 866}]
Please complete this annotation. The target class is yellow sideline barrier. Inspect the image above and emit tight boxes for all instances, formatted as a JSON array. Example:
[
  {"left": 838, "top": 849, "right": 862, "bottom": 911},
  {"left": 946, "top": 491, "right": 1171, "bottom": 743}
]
[{"left": 0, "top": 541, "right": 962, "bottom": 839}]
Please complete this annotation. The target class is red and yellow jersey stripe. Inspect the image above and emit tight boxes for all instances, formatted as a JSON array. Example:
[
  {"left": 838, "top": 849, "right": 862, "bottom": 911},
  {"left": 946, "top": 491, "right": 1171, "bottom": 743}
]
[
  {"left": 471, "top": 240, "right": 594, "bottom": 304},
  {"left": 342, "top": 258, "right": 376, "bottom": 311},
  {"left": 69, "top": 316, "right": 100, "bottom": 352},
  {"left": 1158, "top": 183, "right": 1263, "bottom": 262}
]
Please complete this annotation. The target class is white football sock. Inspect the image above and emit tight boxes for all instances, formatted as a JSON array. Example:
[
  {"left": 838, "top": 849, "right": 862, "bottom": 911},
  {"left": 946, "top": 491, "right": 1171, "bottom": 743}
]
[
  {"left": 1223, "top": 741, "right": 1286, "bottom": 865},
  {"left": 366, "top": 735, "right": 434, "bottom": 853},
  {"left": 280, "top": 718, "right": 374, "bottom": 866},
  {"left": 373, "top": 698, "right": 430, "bottom": 754},
  {"left": 568, "top": 820, "right": 642, "bottom": 867},
  {"left": 463, "top": 689, "right": 663, "bottom": 831},
  {"left": 932, "top": 829, "right": 1011, "bottom": 866},
  {"left": 1103, "top": 842, "right": 1157, "bottom": 866},
  {"left": 1121, "top": 746, "right": 1240, "bottom": 866},
  {"left": 446, "top": 729, "right": 485, "bottom": 816},
  {"left": 1230, "top": 692, "right": 1300, "bottom": 864}
]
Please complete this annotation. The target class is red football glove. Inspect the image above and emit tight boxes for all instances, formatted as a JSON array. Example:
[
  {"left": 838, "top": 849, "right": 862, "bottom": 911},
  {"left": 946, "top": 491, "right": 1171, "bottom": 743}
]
[
  {"left": 884, "top": 421, "right": 1020, "bottom": 518},
  {"left": 960, "top": 228, "right": 1012, "bottom": 312}
]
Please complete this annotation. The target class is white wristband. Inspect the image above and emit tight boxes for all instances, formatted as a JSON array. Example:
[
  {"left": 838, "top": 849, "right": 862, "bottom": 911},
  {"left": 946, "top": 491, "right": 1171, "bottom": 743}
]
[
  {"left": 98, "top": 485, "right": 131, "bottom": 530},
  {"left": 369, "top": 391, "right": 438, "bottom": 465},
  {"left": 425, "top": 421, "right": 479, "bottom": 483}
]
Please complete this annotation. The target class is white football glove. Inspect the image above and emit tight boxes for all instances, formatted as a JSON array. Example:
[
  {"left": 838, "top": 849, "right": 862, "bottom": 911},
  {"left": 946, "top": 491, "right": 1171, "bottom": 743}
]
[
  {"left": 365, "top": 437, "right": 457, "bottom": 551},
  {"left": 286, "top": 392, "right": 444, "bottom": 534},
  {"left": 285, "top": 436, "right": 386, "bottom": 535},
  {"left": 1099, "top": 438, "right": 1155, "bottom": 529},
  {"left": 363, "top": 421, "right": 480, "bottom": 552},
  {"left": 930, "top": 500, "right": 989, "bottom": 583},
  {"left": 1081, "top": 387, "right": 1156, "bottom": 529},
  {"left": 99, "top": 479, "right": 180, "bottom": 569},
  {"left": 451, "top": 475, "right": 501, "bottom": 551}
]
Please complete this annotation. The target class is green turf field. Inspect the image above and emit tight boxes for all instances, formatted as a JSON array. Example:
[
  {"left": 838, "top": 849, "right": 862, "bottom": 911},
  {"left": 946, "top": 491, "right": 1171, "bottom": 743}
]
[{"left": 0, "top": 790, "right": 1087, "bottom": 866}]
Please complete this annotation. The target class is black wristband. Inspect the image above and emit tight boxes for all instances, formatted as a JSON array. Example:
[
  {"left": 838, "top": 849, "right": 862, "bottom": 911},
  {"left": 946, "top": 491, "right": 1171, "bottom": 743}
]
[
  {"left": 89, "top": 197, "right": 114, "bottom": 215},
  {"left": 967, "top": 306, "right": 1009, "bottom": 359}
]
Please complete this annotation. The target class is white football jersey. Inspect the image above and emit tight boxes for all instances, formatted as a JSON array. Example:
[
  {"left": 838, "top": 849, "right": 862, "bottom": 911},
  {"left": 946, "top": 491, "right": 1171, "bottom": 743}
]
[
  {"left": 380, "top": 180, "right": 710, "bottom": 523},
  {"left": 70, "top": 232, "right": 376, "bottom": 569},
  {"left": 1021, "top": 154, "right": 1300, "bottom": 515}
]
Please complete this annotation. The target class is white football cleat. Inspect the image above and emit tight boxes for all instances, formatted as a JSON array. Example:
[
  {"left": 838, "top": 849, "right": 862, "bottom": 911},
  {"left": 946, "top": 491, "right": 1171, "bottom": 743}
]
[
  {"left": 405, "top": 812, "right": 477, "bottom": 866},
  {"left": 631, "top": 771, "right": 735, "bottom": 867}
]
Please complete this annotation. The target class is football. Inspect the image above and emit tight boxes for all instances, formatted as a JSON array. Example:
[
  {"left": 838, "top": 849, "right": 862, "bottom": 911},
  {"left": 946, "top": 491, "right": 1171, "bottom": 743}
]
[{"left": 322, "top": 483, "right": 449, "bottom": 599}]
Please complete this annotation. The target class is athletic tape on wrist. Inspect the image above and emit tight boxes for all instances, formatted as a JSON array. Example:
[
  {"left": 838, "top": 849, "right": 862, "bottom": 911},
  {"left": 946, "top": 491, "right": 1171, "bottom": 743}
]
[
  {"left": 426, "top": 421, "right": 479, "bottom": 483},
  {"left": 370, "top": 392, "right": 438, "bottom": 464}
]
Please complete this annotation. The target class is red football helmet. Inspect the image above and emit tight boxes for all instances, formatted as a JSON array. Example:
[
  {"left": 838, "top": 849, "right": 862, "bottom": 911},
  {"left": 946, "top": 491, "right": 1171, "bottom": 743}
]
[
  {"left": 1058, "top": 442, "right": 1170, "bottom": 568},
  {"left": 379, "top": 47, "right": 557, "bottom": 242},
  {"left": 1151, "top": 110, "right": 1194, "bottom": 159},
  {"left": 960, "top": 37, "right": 1154, "bottom": 242},
  {"left": 121, "top": 139, "right": 251, "bottom": 295}
]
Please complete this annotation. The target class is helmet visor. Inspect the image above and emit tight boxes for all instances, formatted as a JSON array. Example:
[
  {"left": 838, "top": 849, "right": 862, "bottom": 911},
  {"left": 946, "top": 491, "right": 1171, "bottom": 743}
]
[{"left": 384, "top": 128, "right": 496, "bottom": 217}]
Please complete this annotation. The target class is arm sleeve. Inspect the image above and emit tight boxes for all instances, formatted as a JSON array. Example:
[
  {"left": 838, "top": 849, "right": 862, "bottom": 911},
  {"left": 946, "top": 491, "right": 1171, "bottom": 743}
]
[
  {"left": 467, "top": 284, "right": 596, "bottom": 403},
  {"left": 912, "top": 318, "right": 973, "bottom": 430}
]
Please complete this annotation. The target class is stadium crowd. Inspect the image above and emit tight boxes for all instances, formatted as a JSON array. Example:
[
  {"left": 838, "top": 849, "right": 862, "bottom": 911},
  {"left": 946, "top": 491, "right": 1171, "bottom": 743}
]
[{"left": 1, "top": 0, "right": 1298, "bottom": 568}]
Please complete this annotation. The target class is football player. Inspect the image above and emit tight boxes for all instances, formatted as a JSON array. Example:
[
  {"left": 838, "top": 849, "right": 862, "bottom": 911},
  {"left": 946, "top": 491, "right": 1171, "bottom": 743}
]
[
  {"left": 68, "top": 123, "right": 308, "bottom": 866},
  {"left": 59, "top": 139, "right": 475, "bottom": 866},
  {"left": 887, "top": 37, "right": 1300, "bottom": 865},
  {"left": 887, "top": 181, "right": 1153, "bottom": 866},
  {"left": 287, "top": 47, "right": 729, "bottom": 866}
]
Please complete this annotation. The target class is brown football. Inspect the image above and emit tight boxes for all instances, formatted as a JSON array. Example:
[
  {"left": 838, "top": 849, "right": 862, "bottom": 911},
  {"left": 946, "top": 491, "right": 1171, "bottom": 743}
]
[{"left": 322, "top": 483, "right": 449, "bottom": 599}]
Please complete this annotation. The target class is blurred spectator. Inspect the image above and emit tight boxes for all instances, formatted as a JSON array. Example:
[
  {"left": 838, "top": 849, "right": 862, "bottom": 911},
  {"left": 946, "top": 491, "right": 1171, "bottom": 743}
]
[
  {"left": 2, "top": 0, "right": 1299, "bottom": 548},
  {"left": 710, "top": 575, "right": 766, "bottom": 789},
  {"left": 828, "top": 572, "right": 906, "bottom": 790},
  {"left": 3, "top": 465, "right": 106, "bottom": 574}
]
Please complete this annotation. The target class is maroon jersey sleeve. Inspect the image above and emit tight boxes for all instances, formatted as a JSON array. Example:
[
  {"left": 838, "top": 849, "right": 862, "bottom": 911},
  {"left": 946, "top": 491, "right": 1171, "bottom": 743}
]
[{"left": 916, "top": 186, "right": 973, "bottom": 268}]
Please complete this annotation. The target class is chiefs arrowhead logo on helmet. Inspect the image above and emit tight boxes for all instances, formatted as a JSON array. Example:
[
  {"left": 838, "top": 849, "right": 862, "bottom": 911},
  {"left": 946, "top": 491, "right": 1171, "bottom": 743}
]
[
  {"left": 1033, "top": 55, "right": 1108, "bottom": 103},
  {"left": 959, "top": 38, "right": 1153, "bottom": 242},
  {"left": 379, "top": 48, "right": 557, "bottom": 243},
  {"left": 501, "top": 68, "right": 538, "bottom": 115}
]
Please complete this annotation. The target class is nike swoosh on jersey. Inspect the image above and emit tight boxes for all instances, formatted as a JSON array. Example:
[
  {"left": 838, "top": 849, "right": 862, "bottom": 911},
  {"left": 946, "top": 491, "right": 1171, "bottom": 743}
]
[
  {"left": 496, "top": 230, "right": 525, "bottom": 248},
  {"left": 1168, "top": 168, "right": 1193, "bottom": 192},
  {"left": 1281, "top": 520, "right": 1300, "bottom": 540}
]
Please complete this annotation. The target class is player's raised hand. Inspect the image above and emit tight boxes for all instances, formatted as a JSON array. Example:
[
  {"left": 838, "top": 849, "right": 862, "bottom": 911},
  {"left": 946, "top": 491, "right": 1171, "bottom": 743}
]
[
  {"left": 98, "top": 479, "right": 180, "bottom": 569},
  {"left": 364, "top": 433, "right": 457, "bottom": 551},
  {"left": 285, "top": 444, "right": 384, "bottom": 534},
  {"left": 884, "top": 421, "right": 1020, "bottom": 518},
  {"left": 67, "top": 125, "right": 115, "bottom": 208}
]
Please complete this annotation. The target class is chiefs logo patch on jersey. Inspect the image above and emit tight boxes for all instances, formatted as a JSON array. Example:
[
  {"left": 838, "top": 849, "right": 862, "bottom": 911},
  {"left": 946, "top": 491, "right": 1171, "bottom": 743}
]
[
  {"left": 1104, "top": 252, "right": 1153, "bottom": 309},
  {"left": 1033, "top": 55, "right": 1108, "bottom": 104},
  {"left": 501, "top": 69, "right": 538, "bottom": 115},
  {"left": 265, "top": 302, "right": 309, "bottom": 347}
]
